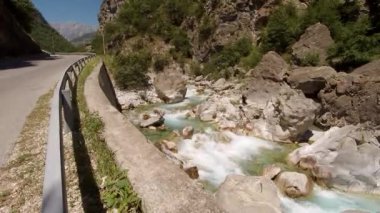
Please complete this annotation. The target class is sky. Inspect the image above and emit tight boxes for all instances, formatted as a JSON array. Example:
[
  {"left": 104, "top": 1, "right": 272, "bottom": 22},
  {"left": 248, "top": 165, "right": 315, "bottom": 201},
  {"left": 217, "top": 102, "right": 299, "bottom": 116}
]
[{"left": 31, "top": 0, "right": 102, "bottom": 26}]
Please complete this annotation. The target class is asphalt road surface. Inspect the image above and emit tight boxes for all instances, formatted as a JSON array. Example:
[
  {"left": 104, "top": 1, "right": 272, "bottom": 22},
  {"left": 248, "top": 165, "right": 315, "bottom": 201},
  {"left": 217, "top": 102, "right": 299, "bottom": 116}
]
[{"left": 0, "top": 54, "right": 85, "bottom": 166}]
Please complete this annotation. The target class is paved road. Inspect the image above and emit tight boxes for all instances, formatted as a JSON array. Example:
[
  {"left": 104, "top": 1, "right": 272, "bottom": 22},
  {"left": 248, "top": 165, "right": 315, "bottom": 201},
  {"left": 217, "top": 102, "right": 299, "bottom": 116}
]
[{"left": 0, "top": 55, "right": 85, "bottom": 166}]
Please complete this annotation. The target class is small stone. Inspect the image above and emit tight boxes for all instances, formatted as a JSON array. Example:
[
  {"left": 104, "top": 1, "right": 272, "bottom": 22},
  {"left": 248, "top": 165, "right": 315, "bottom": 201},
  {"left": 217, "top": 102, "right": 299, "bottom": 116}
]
[
  {"left": 184, "top": 166, "right": 199, "bottom": 179},
  {"left": 299, "top": 156, "right": 316, "bottom": 170},
  {"left": 263, "top": 165, "right": 282, "bottom": 180},
  {"left": 161, "top": 140, "right": 177, "bottom": 153},
  {"left": 182, "top": 126, "right": 194, "bottom": 139},
  {"left": 149, "top": 126, "right": 157, "bottom": 130},
  {"left": 143, "top": 114, "right": 150, "bottom": 120}
]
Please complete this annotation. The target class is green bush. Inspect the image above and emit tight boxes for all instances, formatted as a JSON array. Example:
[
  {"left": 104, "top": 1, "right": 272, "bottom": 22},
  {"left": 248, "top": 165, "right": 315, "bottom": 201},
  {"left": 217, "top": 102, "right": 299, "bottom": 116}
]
[
  {"left": 240, "top": 46, "right": 262, "bottom": 69},
  {"left": 299, "top": 52, "right": 320, "bottom": 66},
  {"left": 153, "top": 54, "right": 170, "bottom": 72},
  {"left": 204, "top": 37, "right": 253, "bottom": 78},
  {"left": 6, "top": 0, "right": 34, "bottom": 32},
  {"left": 114, "top": 52, "right": 152, "bottom": 90},
  {"left": 190, "top": 61, "right": 202, "bottom": 76},
  {"left": 170, "top": 29, "right": 192, "bottom": 57},
  {"left": 199, "top": 16, "right": 216, "bottom": 42},
  {"left": 261, "top": 3, "right": 303, "bottom": 53}
]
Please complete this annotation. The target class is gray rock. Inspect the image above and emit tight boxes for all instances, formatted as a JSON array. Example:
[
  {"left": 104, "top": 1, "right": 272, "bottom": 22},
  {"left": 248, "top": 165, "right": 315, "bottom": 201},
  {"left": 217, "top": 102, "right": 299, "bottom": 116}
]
[
  {"left": 287, "top": 66, "right": 337, "bottom": 96},
  {"left": 216, "top": 175, "right": 282, "bottom": 213},
  {"left": 154, "top": 65, "right": 187, "bottom": 104},
  {"left": 275, "top": 171, "right": 313, "bottom": 198},
  {"left": 140, "top": 116, "right": 164, "bottom": 128},
  {"left": 288, "top": 125, "right": 380, "bottom": 195},
  {"left": 292, "top": 23, "right": 334, "bottom": 65},
  {"left": 250, "top": 51, "right": 289, "bottom": 82}
]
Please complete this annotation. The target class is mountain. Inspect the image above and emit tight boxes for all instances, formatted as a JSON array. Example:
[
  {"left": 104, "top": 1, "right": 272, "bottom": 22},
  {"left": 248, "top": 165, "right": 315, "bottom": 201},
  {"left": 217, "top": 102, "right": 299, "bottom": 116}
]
[
  {"left": 71, "top": 31, "right": 97, "bottom": 46},
  {"left": 52, "top": 23, "right": 97, "bottom": 41}
]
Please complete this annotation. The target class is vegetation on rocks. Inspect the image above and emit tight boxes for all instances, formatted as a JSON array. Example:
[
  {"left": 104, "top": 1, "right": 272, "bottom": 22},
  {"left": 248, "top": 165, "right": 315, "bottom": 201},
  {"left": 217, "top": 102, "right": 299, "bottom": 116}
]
[{"left": 262, "top": 0, "right": 380, "bottom": 70}]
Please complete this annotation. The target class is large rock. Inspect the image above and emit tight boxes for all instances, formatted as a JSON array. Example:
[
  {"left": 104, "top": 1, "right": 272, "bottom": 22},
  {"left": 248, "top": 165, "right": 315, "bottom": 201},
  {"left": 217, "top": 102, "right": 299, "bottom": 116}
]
[
  {"left": 197, "top": 95, "right": 240, "bottom": 123},
  {"left": 287, "top": 66, "right": 337, "bottom": 96},
  {"left": 216, "top": 175, "right": 282, "bottom": 213},
  {"left": 250, "top": 51, "right": 289, "bottom": 82},
  {"left": 292, "top": 23, "right": 334, "bottom": 65},
  {"left": 140, "top": 116, "right": 164, "bottom": 128},
  {"left": 317, "top": 72, "right": 380, "bottom": 127},
  {"left": 153, "top": 65, "right": 187, "bottom": 104},
  {"left": 288, "top": 125, "right": 380, "bottom": 195},
  {"left": 274, "top": 172, "right": 313, "bottom": 198},
  {"left": 244, "top": 79, "right": 320, "bottom": 142},
  {"left": 351, "top": 59, "right": 380, "bottom": 76}
]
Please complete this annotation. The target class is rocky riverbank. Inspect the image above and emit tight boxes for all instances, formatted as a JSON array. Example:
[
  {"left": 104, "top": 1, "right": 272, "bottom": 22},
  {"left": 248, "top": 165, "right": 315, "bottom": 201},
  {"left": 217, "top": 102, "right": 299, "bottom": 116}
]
[{"left": 113, "top": 50, "right": 380, "bottom": 212}]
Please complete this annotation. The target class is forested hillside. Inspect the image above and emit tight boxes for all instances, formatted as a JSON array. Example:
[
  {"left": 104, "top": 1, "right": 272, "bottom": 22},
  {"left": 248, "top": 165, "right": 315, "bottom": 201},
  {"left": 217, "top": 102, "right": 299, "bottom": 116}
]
[{"left": 8, "top": 0, "right": 76, "bottom": 53}]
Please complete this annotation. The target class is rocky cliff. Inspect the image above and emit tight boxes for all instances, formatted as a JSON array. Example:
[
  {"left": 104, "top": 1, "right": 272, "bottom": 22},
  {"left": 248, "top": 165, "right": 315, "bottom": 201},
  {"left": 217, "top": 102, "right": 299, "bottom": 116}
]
[
  {"left": 0, "top": 0, "right": 41, "bottom": 58},
  {"left": 98, "top": 0, "right": 126, "bottom": 30}
]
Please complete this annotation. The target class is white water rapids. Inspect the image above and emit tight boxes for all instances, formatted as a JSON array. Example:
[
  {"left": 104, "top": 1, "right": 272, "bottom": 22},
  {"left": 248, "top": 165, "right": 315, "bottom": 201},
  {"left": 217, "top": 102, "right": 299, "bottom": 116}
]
[{"left": 155, "top": 86, "right": 380, "bottom": 212}]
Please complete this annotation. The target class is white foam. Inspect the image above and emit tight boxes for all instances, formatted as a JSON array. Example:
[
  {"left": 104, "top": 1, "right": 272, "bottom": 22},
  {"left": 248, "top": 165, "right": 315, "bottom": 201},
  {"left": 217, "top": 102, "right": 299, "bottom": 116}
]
[{"left": 176, "top": 131, "right": 277, "bottom": 186}]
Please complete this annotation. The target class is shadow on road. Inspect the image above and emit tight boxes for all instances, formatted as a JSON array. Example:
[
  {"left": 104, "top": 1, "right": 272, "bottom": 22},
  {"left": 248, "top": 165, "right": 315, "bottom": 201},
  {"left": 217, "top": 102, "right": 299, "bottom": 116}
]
[
  {"left": 66, "top": 71, "right": 105, "bottom": 213},
  {"left": 0, "top": 53, "right": 60, "bottom": 70}
]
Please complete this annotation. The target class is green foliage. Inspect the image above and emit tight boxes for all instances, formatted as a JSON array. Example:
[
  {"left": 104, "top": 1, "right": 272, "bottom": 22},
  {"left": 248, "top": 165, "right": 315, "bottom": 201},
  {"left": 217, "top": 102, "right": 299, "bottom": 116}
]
[
  {"left": 153, "top": 54, "right": 170, "bottom": 72},
  {"left": 299, "top": 52, "right": 320, "bottom": 66},
  {"left": 78, "top": 60, "right": 141, "bottom": 212},
  {"left": 190, "top": 61, "right": 202, "bottom": 76},
  {"left": 204, "top": 37, "right": 253, "bottom": 78},
  {"left": 240, "top": 46, "right": 262, "bottom": 69},
  {"left": 367, "top": 0, "right": 380, "bottom": 32},
  {"left": 199, "top": 16, "right": 216, "bottom": 42},
  {"left": 170, "top": 29, "right": 192, "bottom": 57},
  {"left": 6, "top": 0, "right": 34, "bottom": 32},
  {"left": 261, "top": 3, "right": 303, "bottom": 53},
  {"left": 30, "top": 20, "right": 76, "bottom": 53},
  {"left": 102, "top": 172, "right": 141, "bottom": 212},
  {"left": 114, "top": 51, "right": 152, "bottom": 90},
  {"left": 91, "top": 33, "right": 103, "bottom": 54}
]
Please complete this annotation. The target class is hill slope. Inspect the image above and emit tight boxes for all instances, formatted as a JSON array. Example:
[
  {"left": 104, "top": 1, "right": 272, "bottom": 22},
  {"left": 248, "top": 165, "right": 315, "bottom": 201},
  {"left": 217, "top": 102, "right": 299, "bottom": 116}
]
[{"left": 9, "top": 0, "right": 76, "bottom": 53}]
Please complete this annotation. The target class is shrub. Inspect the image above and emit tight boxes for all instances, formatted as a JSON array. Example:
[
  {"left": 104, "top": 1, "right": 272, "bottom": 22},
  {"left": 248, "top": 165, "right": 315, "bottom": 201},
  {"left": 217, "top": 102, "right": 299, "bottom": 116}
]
[
  {"left": 190, "top": 61, "right": 202, "bottom": 76},
  {"left": 299, "top": 52, "right": 320, "bottom": 66},
  {"left": 199, "top": 16, "right": 216, "bottom": 42},
  {"left": 170, "top": 29, "right": 192, "bottom": 57},
  {"left": 114, "top": 51, "right": 152, "bottom": 90},
  {"left": 204, "top": 37, "right": 253, "bottom": 78},
  {"left": 153, "top": 54, "right": 170, "bottom": 72},
  {"left": 240, "top": 46, "right": 262, "bottom": 69},
  {"left": 261, "top": 3, "right": 303, "bottom": 53}
]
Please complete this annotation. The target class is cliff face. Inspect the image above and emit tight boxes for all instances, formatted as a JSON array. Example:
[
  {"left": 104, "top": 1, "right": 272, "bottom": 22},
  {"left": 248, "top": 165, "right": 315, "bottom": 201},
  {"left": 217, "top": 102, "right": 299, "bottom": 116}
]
[
  {"left": 98, "top": 0, "right": 126, "bottom": 30},
  {"left": 0, "top": 0, "right": 41, "bottom": 58}
]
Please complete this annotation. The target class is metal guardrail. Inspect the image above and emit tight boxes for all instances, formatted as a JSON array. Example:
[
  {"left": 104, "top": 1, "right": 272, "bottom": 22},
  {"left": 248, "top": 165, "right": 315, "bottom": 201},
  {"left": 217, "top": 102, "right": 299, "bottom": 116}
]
[{"left": 41, "top": 54, "right": 95, "bottom": 213}]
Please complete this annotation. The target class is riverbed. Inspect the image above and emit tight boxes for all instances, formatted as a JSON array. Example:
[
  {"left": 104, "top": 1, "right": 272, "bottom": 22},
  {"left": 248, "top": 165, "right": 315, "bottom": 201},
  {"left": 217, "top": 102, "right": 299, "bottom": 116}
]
[{"left": 125, "top": 85, "right": 380, "bottom": 213}]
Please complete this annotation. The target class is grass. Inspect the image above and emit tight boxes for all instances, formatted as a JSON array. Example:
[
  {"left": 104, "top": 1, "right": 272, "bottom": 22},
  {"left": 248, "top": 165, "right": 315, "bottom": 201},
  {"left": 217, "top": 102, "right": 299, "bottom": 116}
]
[
  {"left": 77, "top": 58, "right": 141, "bottom": 212},
  {"left": 0, "top": 90, "right": 53, "bottom": 212}
]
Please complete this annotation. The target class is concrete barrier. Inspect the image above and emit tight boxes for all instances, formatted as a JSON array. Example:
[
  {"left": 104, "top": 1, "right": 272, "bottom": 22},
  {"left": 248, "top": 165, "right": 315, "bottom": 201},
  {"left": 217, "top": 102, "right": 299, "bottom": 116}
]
[{"left": 85, "top": 62, "right": 223, "bottom": 213}]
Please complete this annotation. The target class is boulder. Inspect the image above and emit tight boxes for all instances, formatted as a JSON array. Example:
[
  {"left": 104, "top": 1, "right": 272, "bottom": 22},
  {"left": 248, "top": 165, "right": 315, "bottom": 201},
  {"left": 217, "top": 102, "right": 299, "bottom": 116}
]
[
  {"left": 182, "top": 126, "right": 194, "bottom": 139},
  {"left": 291, "top": 23, "right": 334, "bottom": 65},
  {"left": 288, "top": 125, "right": 380, "bottom": 195},
  {"left": 287, "top": 66, "right": 337, "bottom": 96},
  {"left": 197, "top": 95, "right": 240, "bottom": 123},
  {"left": 154, "top": 65, "right": 187, "bottom": 104},
  {"left": 216, "top": 175, "right": 282, "bottom": 213},
  {"left": 212, "top": 78, "right": 233, "bottom": 91},
  {"left": 263, "top": 165, "right": 282, "bottom": 180},
  {"left": 250, "top": 51, "right": 289, "bottom": 82},
  {"left": 351, "top": 59, "right": 380, "bottom": 76},
  {"left": 250, "top": 82, "right": 320, "bottom": 142},
  {"left": 317, "top": 72, "right": 380, "bottom": 127},
  {"left": 140, "top": 116, "right": 164, "bottom": 128},
  {"left": 274, "top": 171, "right": 313, "bottom": 198}
]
